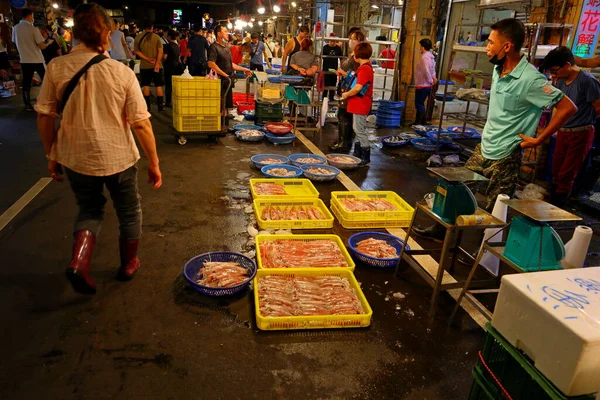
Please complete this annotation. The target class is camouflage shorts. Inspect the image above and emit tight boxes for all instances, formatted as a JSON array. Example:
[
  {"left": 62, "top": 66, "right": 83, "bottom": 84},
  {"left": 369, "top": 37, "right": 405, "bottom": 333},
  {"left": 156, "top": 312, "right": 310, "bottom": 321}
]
[{"left": 464, "top": 144, "right": 521, "bottom": 211}]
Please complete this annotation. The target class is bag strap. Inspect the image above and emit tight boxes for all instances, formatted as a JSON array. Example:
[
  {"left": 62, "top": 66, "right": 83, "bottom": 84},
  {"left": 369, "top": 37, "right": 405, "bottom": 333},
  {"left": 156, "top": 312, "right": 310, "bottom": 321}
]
[{"left": 58, "top": 54, "right": 107, "bottom": 115}]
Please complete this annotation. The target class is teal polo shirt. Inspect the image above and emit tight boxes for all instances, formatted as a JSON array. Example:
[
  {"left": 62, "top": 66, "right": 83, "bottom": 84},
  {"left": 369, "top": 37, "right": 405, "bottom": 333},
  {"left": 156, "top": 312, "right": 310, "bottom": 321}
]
[{"left": 482, "top": 56, "right": 564, "bottom": 160}]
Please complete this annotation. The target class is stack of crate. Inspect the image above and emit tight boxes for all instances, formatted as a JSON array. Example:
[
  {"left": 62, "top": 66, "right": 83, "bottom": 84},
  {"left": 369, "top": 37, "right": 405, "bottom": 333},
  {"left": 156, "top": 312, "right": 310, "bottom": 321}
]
[{"left": 172, "top": 77, "right": 221, "bottom": 132}]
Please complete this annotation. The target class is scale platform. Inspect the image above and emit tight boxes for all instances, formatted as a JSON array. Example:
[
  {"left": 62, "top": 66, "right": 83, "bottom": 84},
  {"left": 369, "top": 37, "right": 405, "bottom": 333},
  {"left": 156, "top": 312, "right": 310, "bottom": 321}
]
[
  {"left": 427, "top": 167, "right": 489, "bottom": 183},
  {"left": 500, "top": 199, "right": 581, "bottom": 222}
]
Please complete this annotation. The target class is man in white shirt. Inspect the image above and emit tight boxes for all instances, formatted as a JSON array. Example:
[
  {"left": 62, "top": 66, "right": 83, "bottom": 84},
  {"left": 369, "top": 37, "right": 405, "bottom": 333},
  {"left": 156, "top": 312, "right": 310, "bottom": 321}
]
[{"left": 12, "top": 8, "right": 55, "bottom": 110}]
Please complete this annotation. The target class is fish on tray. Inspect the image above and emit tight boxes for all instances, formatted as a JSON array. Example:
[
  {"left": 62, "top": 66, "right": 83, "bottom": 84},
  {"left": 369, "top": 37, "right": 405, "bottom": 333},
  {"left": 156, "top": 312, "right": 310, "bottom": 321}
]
[
  {"left": 306, "top": 167, "right": 335, "bottom": 175},
  {"left": 327, "top": 155, "right": 358, "bottom": 164},
  {"left": 261, "top": 158, "right": 286, "bottom": 165},
  {"left": 260, "top": 205, "right": 326, "bottom": 220},
  {"left": 254, "top": 182, "right": 287, "bottom": 196},
  {"left": 259, "top": 239, "right": 348, "bottom": 268},
  {"left": 238, "top": 129, "right": 263, "bottom": 137},
  {"left": 339, "top": 198, "right": 397, "bottom": 212},
  {"left": 265, "top": 168, "right": 297, "bottom": 177},
  {"left": 383, "top": 136, "right": 407, "bottom": 143},
  {"left": 258, "top": 275, "right": 365, "bottom": 317},
  {"left": 296, "top": 157, "right": 323, "bottom": 164},
  {"left": 356, "top": 238, "right": 398, "bottom": 259},
  {"left": 196, "top": 262, "right": 249, "bottom": 288}
]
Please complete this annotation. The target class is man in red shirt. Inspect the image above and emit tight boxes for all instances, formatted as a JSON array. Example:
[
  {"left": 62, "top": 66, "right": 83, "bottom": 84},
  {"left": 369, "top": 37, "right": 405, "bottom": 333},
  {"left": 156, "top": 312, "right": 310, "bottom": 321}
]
[
  {"left": 230, "top": 40, "right": 243, "bottom": 65},
  {"left": 341, "top": 42, "right": 374, "bottom": 165},
  {"left": 377, "top": 35, "right": 395, "bottom": 69},
  {"left": 178, "top": 32, "right": 188, "bottom": 63}
]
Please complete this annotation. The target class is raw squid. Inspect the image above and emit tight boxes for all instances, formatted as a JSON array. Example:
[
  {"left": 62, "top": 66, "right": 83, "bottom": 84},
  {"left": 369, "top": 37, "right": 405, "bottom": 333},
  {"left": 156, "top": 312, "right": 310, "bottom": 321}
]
[
  {"left": 261, "top": 205, "right": 326, "bottom": 221},
  {"left": 339, "top": 198, "right": 397, "bottom": 212},
  {"left": 306, "top": 167, "right": 335, "bottom": 175},
  {"left": 327, "top": 155, "right": 358, "bottom": 164},
  {"left": 259, "top": 239, "right": 349, "bottom": 268},
  {"left": 355, "top": 238, "right": 398, "bottom": 259},
  {"left": 265, "top": 168, "right": 297, "bottom": 177},
  {"left": 296, "top": 157, "right": 323, "bottom": 164},
  {"left": 254, "top": 182, "right": 287, "bottom": 196},
  {"left": 197, "top": 262, "right": 249, "bottom": 288}
]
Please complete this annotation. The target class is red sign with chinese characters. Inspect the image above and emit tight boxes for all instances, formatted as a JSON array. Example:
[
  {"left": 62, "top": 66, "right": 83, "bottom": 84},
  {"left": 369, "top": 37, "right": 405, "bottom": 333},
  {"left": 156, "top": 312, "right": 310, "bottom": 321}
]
[{"left": 573, "top": 0, "right": 600, "bottom": 58}]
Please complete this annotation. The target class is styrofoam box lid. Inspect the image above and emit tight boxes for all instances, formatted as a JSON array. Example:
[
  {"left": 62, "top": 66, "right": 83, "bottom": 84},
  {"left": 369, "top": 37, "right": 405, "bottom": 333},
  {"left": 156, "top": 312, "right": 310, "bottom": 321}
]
[{"left": 500, "top": 267, "right": 600, "bottom": 341}]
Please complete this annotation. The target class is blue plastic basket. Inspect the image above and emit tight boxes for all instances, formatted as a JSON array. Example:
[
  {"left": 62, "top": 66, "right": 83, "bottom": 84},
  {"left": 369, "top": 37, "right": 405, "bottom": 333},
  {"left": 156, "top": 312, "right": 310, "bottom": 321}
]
[
  {"left": 413, "top": 125, "right": 440, "bottom": 136},
  {"left": 426, "top": 132, "right": 456, "bottom": 142},
  {"left": 261, "top": 164, "right": 303, "bottom": 178},
  {"left": 447, "top": 126, "right": 479, "bottom": 135},
  {"left": 288, "top": 153, "right": 327, "bottom": 167},
  {"left": 250, "top": 154, "right": 289, "bottom": 169},
  {"left": 279, "top": 75, "right": 305, "bottom": 84},
  {"left": 242, "top": 110, "right": 256, "bottom": 121},
  {"left": 377, "top": 116, "right": 402, "bottom": 127},
  {"left": 300, "top": 164, "right": 341, "bottom": 182},
  {"left": 380, "top": 135, "right": 410, "bottom": 148},
  {"left": 233, "top": 124, "right": 263, "bottom": 131},
  {"left": 265, "top": 69, "right": 281, "bottom": 75},
  {"left": 378, "top": 100, "right": 405, "bottom": 110},
  {"left": 234, "top": 130, "right": 264, "bottom": 142},
  {"left": 267, "top": 76, "right": 282, "bottom": 83},
  {"left": 348, "top": 232, "right": 410, "bottom": 268},
  {"left": 264, "top": 132, "right": 296, "bottom": 145},
  {"left": 182, "top": 252, "right": 257, "bottom": 296},
  {"left": 411, "top": 138, "right": 439, "bottom": 152}
]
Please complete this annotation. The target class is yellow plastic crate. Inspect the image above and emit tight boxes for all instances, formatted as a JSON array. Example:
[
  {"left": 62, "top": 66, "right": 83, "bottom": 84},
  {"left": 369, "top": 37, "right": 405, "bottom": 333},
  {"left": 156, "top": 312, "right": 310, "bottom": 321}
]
[
  {"left": 173, "top": 95, "right": 220, "bottom": 116},
  {"left": 172, "top": 112, "right": 221, "bottom": 133},
  {"left": 330, "top": 191, "right": 414, "bottom": 222},
  {"left": 331, "top": 202, "right": 410, "bottom": 229},
  {"left": 249, "top": 178, "right": 319, "bottom": 200},
  {"left": 172, "top": 76, "right": 221, "bottom": 98},
  {"left": 255, "top": 234, "right": 355, "bottom": 271},
  {"left": 254, "top": 268, "right": 372, "bottom": 330},
  {"left": 253, "top": 198, "right": 334, "bottom": 230}
]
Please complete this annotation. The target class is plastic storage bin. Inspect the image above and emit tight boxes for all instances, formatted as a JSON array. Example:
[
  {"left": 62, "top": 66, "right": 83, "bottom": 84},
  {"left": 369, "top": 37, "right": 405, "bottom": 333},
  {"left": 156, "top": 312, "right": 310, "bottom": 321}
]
[
  {"left": 172, "top": 112, "right": 221, "bottom": 132},
  {"left": 253, "top": 198, "right": 334, "bottom": 230},
  {"left": 172, "top": 76, "right": 220, "bottom": 98},
  {"left": 330, "top": 191, "right": 414, "bottom": 222},
  {"left": 256, "top": 101, "right": 284, "bottom": 119},
  {"left": 173, "top": 96, "right": 220, "bottom": 116},
  {"left": 249, "top": 178, "right": 319, "bottom": 199}
]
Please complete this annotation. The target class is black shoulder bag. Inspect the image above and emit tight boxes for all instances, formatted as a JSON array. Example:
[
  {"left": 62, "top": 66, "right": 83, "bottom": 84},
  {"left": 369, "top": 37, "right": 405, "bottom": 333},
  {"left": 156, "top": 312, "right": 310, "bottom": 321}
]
[{"left": 58, "top": 54, "right": 107, "bottom": 115}]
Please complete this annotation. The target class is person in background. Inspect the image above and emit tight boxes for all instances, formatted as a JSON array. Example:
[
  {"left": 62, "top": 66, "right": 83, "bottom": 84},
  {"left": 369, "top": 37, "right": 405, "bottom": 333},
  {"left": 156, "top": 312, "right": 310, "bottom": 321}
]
[
  {"left": 39, "top": 25, "right": 61, "bottom": 65},
  {"left": 539, "top": 47, "right": 600, "bottom": 206},
  {"left": 201, "top": 28, "right": 208, "bottom": 38},
  {"left": 206, "top": 29, "right": 215, "bottom": 45},
  {"left": 282, "top": 26, "right": 309, "bottom": 73},
  {"left": 230, "top": 39, "right": 243, "bottom": 65},
  {"left": 341, "top": 42, "right": 374, "bottom": 166},
  {"left": 330, "top": 28, "right": 365, "bottom": 152},
  {"left": 289, "top": 38, "right": 319, "bottom": 79},
  {"left": 414, "top": 18, "right": 577, "bottom": 241},
  {"left": 35, "top": 3, "right": 162, "bottom": 295},
  {"left": 163, "top": 30, "right": 181, "bottom": 109},
  {"left": 157, "top": 27, "right": 168, "bottom": 45},
  {"left": 109, "top": 19, "right": 132, "bottom": 65},
  {"left": 178, "top": 32, "right": 188, "bottom": 64},
  {"left": 12, "top": 8, "right": 55, "bottom": 110},
  {"left": 62, "top": 26, "right": 72, "bottom": 44},
  {"left": 207, "top": 25, "right": 251, "bottom": 129},
  {"left": 377, "top": 35, "right": 396, "bottom": 70},
  {"left": 54, "top": 26, "right": 68, "bottom": 54},
  {"left": 249, "top": 32, "right": 271, "bottom": 71},
  {"left": 133, "top": 21, "right": 165, "bottom": 112},
  {"left": 123, "top": 28, "right": 135, "bottom": 52},
  {"left": 414, "top": 38, "right": 437, "bottom": 125},
  {"left": 264, "top": 34, "right": 275, "bottom": 65},
  {"left": 186, "top": 26, "right": 209, "bottom": 77},
  {"left": 322, "top": 33, "right": 343, "bottom": 101}
]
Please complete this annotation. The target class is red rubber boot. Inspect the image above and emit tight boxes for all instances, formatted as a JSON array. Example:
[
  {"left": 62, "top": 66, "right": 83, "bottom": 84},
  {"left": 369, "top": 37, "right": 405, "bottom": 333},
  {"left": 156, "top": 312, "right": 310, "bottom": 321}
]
[
  {"left": 117, "top": 238, "right": 141, "bottom": 280},
  {"left": 65, "top": 230, "right": 97, "bottom": 294}
]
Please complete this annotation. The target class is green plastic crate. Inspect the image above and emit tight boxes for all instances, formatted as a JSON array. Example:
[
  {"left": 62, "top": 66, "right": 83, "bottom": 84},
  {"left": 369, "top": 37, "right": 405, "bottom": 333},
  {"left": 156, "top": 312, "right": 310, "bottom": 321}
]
[
  {"left": 468, "top": 367, "right": 496, "bottom": 400},
  {"left": 477, "top": 324, "right": 595, "bottom": 400},
  {"left": 255, "top": 101, "right": 284, "bottom": 119}
]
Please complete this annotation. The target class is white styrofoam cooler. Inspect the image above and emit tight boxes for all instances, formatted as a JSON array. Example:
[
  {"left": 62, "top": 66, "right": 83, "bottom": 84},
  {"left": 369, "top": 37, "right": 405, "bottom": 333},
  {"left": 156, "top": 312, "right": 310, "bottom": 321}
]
[
  {"left": 492, "top": 267, "right": 600, "bottom": 396},
  {"left": 433, "top": 99, "right": 479, "bottom": 119}
]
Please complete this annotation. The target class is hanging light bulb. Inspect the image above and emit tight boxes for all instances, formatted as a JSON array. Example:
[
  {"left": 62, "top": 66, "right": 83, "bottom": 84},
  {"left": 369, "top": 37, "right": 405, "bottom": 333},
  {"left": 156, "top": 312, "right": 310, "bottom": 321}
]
[
  {"left": 251, "top": 17, "right": 255, "bottom": 22},
  {"left": 257, "top": 0, "right": 266, "bottom": 14},
  {"left": 371, "top": 4, "right": 379, "bottom": 8},
  {"left": 52, "top": 3, "right": 59, "bottom": 9},
  {"left": 258, "top": 20, "right": 263, "bottom": 26},
  {"left": 273, "top": 4, "right": 281, "bottom": 12},
  {"left": 273, "top": 16, "right": 277, "bottom": 20},
  {"left": 248, "top": 22, "right": 254, "bottom": 27},
  {"left": 291, "top": 1, "right": 297, "bottom": 7},
  {"left": 227, "top": 22, "right": 233, "bottom": 29}
]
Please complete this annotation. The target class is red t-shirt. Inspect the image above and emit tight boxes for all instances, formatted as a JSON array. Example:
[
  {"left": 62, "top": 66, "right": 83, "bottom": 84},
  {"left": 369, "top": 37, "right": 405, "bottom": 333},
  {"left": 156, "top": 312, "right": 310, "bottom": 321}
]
[
  {"left": 347, "top": 63, "right": 374, "bottom": 115},
  {"left": 230, "top": 45, "right": 242, "bottom": 65},
  {"left": 380, "top": 48, "right": 396, "bottom": 69},
  {"left": 179, "top": 38, "right": 188, "bottom": 57}
]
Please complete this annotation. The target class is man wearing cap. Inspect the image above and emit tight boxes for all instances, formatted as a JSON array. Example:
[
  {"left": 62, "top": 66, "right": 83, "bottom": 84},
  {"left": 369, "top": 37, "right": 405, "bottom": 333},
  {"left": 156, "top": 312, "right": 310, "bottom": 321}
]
[
  {"left": 540, "top": 46, "right": 600, "bottom": 206},
  {"left": 322, "top": 33, "right": 342, "bottom": 101},
  {"left": 414, "top": 18, "right": 577, "bottom": 241}
]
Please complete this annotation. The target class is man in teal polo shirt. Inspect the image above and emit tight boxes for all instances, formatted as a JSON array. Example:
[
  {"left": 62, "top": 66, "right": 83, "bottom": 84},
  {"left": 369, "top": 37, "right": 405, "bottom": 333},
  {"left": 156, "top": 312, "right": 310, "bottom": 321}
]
[{"left": 415, "top": 18, "right": 576, "bottom": 241}]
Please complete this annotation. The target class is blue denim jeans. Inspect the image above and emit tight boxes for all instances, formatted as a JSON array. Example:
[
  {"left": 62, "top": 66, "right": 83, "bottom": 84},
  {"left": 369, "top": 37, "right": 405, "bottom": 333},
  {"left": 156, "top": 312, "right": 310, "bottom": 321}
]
[
  {"left": 415, "top": 88, "right": 432, "bottom": 113},
  {"left": 65, "top": 164, "right": 142, "bottom": 239}
]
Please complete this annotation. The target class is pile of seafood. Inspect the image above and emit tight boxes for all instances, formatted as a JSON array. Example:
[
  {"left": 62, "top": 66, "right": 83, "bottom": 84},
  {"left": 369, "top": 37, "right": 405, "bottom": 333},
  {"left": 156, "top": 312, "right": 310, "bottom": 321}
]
[
  {"left": 261, "top": 158, "right": 287, "bottom": 165},
  {"left": 355, "top": 238, "right": 398, "bottom": 259},
  {"left": 265, "top": 168, "right": 298, "bottom": 177},
  {"left": 253, "top": 182, "right": 287, "bottom": 196},
  {"left": 339, "top": 198, "right": 397, "bottom": 212},
  {"left": 258, "top": 275, "right": 365, "bottom": 316},
  {"left": 259, "top": 239, "right": 348, "bottom": 268},
  {"left": 237, "top": 130, "right": 263, "bottom": 137},
  {"left": 295, "top": 157, "right": 324, "bottom": 164},
  {"left": 327, "top": 155, "right": 358, "bottom": 164},
  {"left": 260, "top": 205, "right": 326, "bottom": 220},
  {"left": 305, "top": 167, "right": 335, "bottom": 175},
  {"left": 197, "top": 262, "right": 249, "bottom": 288}
]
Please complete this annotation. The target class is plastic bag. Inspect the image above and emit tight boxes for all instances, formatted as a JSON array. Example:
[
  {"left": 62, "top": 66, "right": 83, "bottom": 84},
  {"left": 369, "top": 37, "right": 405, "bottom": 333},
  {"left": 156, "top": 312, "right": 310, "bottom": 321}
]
[
  {"left": 523, "top": 183, "right": 549, "bottom": 196},
  {"left": 426, "top": 154, "right": 443, "bottom": 167},
  {"left": 206, "top": 69, "right": 219, "bottom": 80},
  {"left": 443, "top": 154, "right": 460, "bottom": 166},
  {"left": 180, "top": 66, "right": 193, "bottom": 79}
]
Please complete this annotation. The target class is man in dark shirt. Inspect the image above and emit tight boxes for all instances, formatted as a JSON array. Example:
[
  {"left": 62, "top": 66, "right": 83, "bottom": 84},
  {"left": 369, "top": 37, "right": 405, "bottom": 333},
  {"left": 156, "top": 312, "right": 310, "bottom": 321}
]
[
  {"left": 207, "top": 25, "right": 251, "bottom": 128},
  {"left": 322, "top": 33, "right": 342, "bottom": 100},
  {"left": 540, "top": 46, "right": 600, "bottom": 206},
  {"left": 39, "top": 25, "right": 61, "bottom": 64},
  {"left": 186, "top": 26, "right": 209, "bottom": 76},
  {"left": 163, "top": 30, "right": 181, "bottom": 108}
]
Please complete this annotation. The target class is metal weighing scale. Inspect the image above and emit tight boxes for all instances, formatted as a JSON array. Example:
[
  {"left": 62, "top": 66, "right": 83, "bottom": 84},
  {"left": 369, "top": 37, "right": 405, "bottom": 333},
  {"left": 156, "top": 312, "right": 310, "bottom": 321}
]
[{"left": 427, "top": 167, "right": 489, "bottom": 223}]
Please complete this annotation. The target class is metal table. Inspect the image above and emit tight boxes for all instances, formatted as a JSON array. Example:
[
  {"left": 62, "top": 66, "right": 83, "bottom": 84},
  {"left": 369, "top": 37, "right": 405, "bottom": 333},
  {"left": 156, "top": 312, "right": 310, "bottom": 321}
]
[{"left": 448, "top": 199, "right": 581, "bottom": 325}]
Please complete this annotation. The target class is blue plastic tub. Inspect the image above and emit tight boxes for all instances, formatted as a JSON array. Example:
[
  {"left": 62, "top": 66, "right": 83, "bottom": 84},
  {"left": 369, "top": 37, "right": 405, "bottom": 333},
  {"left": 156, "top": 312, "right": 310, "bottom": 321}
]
[
  {"left": 348, "top": 232, "right": 410, "bottom": 268},
  {"left": 182, "top": 252, "right": 257, "bottom": 296},
  {"left": 267, "top": 76, "right": 282, "bottom": 83},
  {"left": 413, "top": 125, "right": 440, "bottom": 136},
  {"left": 411, "top": 138, "right": 439, "bottom": 152},
  {"left": 264, "top": 132, "right": 296, "bottom": 145},
  {"left": 265, "top": 69, "right": 281, "bottom": 75},
  {"left": 261, "top": 164, "right": 303, "bottom": 178},
  {"left": 279, "top": 75, "right": 305, "bottom": 84},
  {"left": 380, "top": 135, "right": 410, "bottom": 148},
  {"left": 377, "top": 116, "right": 402, "bottom": 127},
  {"left": 242, "top": 110, "right": 256, "bottom": 121},
  {"left": 233, "top": 124, "right": 263, "bottom": 131},
  {"left": 250, "top": 154, "right": 289, "bottom": 169},
  {"left": 288, "top": 153, "right": 327, "bottom": 167}
]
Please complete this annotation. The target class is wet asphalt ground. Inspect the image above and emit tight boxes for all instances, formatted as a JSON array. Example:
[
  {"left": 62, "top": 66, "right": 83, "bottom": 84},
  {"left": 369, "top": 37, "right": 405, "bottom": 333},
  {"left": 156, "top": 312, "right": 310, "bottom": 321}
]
[{"left": 1, "top": 92, "right": 598, "bottom": 399}]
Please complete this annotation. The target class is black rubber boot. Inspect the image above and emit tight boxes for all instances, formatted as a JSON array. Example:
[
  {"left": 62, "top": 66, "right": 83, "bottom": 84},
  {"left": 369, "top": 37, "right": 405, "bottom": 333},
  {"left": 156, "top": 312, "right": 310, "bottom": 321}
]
[
  {"left": 359, "top": 147, "right": 371, "bottom": 165},
  {"left": 412, "top": 223, "right": 446, "bottom": 243},
  {"left": 353, "top": 142, "right": 362, "bottom": 158},
  {"left": 415, "top": 110, "right": 425, "bottom": 125},
  {"left": 157, "top": 96, "right": 164, "bottom": 112},
  {"left": 330, "top": 108, "right": 352, "bottom": 152},
  {"left": 23, "top": 91, "right": 34, "bottom": 111}
]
